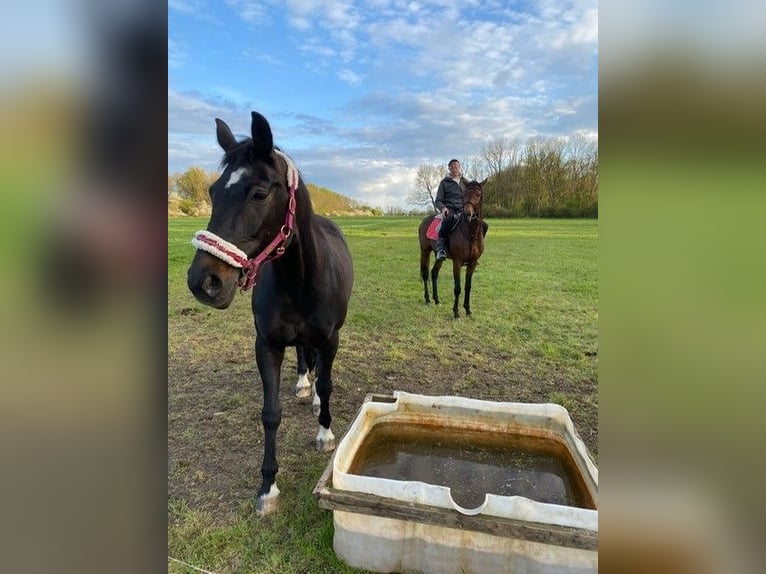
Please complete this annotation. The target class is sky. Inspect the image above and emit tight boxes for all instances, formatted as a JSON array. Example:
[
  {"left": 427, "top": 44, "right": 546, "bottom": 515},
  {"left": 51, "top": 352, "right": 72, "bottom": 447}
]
[{"left": 170, "top": 0, "right": 598, "bottom": 209}]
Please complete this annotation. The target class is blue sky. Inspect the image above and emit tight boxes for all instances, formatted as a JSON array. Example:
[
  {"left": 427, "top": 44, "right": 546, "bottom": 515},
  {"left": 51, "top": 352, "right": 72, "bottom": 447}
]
[{"left": 169, "top": 0, "right": 598, "bottom": 208}]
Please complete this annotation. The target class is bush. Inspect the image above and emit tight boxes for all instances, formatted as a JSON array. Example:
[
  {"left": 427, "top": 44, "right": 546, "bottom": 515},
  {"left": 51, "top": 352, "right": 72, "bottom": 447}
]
[
  {"left": 179, "top": 198, "right": 198, "bottom": 216},
  {"left": 483, "top": 204, "right": 513, "bottom": 218}
]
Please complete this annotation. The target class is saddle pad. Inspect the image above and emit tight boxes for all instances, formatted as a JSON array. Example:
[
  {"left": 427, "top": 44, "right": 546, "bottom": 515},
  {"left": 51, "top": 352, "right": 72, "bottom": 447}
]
[{"left": 426, "top": 217, "right": 441, "bottom": 240}]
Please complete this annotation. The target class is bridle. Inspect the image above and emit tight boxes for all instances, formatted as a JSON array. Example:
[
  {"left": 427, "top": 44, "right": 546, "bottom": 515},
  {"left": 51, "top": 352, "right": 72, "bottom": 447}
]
[
  {"left": 462, "top": 183, "right": 483, "bottom": 222},
  {"left": 191, "top": 150, "right": 298, "bottom": 292}
]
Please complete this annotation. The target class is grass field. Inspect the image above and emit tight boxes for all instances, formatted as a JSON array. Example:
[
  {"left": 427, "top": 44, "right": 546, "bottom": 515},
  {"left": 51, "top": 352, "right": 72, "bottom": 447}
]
[{"left": 168, "top": 216, "right": 597, "bottom": 573}]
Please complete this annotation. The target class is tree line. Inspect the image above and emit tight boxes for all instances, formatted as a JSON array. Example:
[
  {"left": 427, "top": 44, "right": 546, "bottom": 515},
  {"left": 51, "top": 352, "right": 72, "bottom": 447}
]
[
  {"left": 169, "top": 133, "right": 597, "bottom": 219},
  {"left": 406, "top": 133, "right": 598, "bottom": 218},
  {"left": 168, "top": 167, "right": 381, "bottom": 216}
]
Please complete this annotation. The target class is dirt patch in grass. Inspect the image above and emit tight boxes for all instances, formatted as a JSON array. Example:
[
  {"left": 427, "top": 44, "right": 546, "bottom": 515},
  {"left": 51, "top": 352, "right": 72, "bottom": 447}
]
[{"left": 169, "top": 338, "right": 597, "bottom": 524}]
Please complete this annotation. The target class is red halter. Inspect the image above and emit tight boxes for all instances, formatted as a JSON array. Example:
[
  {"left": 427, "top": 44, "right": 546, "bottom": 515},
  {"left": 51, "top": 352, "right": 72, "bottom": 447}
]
[{"left": 191, "top": 150, "right": 298, "bottom": 291}]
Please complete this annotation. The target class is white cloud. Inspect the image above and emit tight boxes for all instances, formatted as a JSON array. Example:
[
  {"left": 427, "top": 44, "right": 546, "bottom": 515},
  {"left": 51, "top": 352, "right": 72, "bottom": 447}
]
[
  {"left": 169, "top": 0, "right": 207, "bottom": 14},
  {"left": 292, "top": 151, "right": 417, "bottom": 208},
  {"left": 168, "top": 133, "right": 221, "bottom": 174},
  {"left": 168, "top": 89, "right": 246, "bottom": 141},
  {"left": 338, "top": 69, "right": 363, "bottom": 85},
  {"left": 168, "top": 1, "right": 598, "bottom": 207},
  {"left": 226, "top": 0, "right": 269, "bottom": 23},
  {"left": 572, "top": 8, "right": 598, "bottom": 46}
]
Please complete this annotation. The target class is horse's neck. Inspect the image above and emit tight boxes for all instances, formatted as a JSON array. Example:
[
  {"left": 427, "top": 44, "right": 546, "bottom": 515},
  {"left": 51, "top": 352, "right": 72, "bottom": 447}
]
[
  {"left": 465, "top": 212, "right": 483, "bottom": 239},
  {"left": 273, "top": 217, "right": 320, "bottom": 291}
]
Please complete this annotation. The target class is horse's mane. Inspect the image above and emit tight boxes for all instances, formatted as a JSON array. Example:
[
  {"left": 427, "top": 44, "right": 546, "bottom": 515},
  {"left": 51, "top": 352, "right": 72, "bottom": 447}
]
[{"left": 220, "top": 138, "right": 256, "bottom": 170}]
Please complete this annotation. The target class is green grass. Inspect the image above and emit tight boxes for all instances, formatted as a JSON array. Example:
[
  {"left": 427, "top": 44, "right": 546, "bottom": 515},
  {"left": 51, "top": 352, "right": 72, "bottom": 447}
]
[
  {"left": 169, "top": 215, "right": 597, "bottom": 574},
  {"left": 168, "top": 483, "right": 357, "bottom": 574}
]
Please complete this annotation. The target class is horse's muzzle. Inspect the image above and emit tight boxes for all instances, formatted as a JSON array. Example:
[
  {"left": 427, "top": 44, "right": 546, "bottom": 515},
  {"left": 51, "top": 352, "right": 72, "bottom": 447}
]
[{"left": 187, "top": 252, "right": 239, "bottom": 309}]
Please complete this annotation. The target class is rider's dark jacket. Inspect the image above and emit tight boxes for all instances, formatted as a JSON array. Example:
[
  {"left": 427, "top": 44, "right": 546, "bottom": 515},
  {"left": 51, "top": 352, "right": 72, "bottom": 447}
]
[{"left": 434, "top": 175, "right": 469, "bottom": 215}]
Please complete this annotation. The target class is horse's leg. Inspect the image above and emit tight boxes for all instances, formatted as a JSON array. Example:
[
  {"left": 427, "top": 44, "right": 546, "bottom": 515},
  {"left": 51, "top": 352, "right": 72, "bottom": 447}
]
[
  {"left": 463, "top": 260, "right": 478, "bottom": 316},
  {"left": 314, "top": 331, "right": 339, "bottom": 453},
  {"left": 254, "top": 336, "right": 284, "bottom": 515},
  {"left": 294, "top": 345, "right": 312, "bottom": 398},
  {"left": 452, "top": 258, "right": 463, "bottom": 319},
  {"left": 431, "top": 259, "right": 443, "bottom": 305},
  {"left": 420, "top": 248, "right": 431, "bottom": 304},
  {"left": 295, "top": 346, "right": 320, "bottom": 412}
]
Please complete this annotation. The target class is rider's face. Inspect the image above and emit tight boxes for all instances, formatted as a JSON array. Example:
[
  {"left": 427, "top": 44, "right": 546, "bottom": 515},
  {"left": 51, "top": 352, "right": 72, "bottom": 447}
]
[{"left": 448, "top": 162, "right": 461, "bottom": 177}]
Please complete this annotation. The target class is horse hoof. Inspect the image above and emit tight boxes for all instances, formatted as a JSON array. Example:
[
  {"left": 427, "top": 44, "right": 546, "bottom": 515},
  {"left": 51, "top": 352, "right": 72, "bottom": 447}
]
[
  {"left": 255, "top": 495, "right": 279, "bottom": 515},
  {"left": 316, "top": 427, "right": 336, "bottom": 452},
  {"left": 255, "top": 485, "right": 280, "bottom": 515},
  {"left": 295, "top": 385, "right": 312, "bottom": 398},
  {"left": 317, "top": 437, "right": 336, "bottom": 453},
  {"left": 295, "top": 373, "right": 311, "bottom": 398}
]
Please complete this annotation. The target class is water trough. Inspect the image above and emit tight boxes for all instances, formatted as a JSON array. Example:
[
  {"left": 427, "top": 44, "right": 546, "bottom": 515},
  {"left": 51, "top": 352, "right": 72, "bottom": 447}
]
[{"left": 314, "top": 391, "right": 598, "bottom": 574}]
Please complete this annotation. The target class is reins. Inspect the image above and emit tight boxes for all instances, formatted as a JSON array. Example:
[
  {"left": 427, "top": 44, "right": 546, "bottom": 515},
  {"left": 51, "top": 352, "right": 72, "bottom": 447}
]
[
  {"left": 191, "top": 150, "right": 299, "bottom": 291},
  {"left": 461, "top": 185, "right": 483, "bottom": 260}
]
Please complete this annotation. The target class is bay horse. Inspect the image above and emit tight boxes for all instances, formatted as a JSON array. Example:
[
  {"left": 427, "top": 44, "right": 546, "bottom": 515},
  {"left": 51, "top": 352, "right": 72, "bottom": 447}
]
[
  {"left": 418, "top": 179, "right": 487, "bottom": 318},
  {"left": 187, "top": 112, "right": 354, "bottom": 515}
]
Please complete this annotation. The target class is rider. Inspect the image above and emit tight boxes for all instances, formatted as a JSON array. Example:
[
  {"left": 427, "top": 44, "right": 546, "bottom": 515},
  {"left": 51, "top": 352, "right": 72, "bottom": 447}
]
[{"left": 434, "top": 159, "right": 469, "bottom": 260}]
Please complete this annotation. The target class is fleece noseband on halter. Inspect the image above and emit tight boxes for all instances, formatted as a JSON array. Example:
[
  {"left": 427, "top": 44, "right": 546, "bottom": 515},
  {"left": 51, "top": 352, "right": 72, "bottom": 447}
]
[{"left": 191, "top": 150, "right": 299, "bottom": 291}]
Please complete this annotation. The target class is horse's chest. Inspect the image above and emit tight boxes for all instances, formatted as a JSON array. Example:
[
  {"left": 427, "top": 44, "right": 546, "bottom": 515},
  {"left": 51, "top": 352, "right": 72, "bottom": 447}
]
[{"left": 255, "top": 299, "right": 335, "bottom": 346}]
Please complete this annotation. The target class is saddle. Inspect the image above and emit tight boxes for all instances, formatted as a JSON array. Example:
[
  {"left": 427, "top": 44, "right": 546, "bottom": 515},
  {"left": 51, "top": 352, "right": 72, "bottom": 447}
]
[{"left": 426, "top": 213, "right": 461, "bottom": 241}]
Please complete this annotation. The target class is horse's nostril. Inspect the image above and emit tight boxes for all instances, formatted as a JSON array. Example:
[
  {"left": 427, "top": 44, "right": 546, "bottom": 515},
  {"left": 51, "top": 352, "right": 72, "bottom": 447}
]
[{"left": 201, "top": 273, "right": 222, "bottom": 299}]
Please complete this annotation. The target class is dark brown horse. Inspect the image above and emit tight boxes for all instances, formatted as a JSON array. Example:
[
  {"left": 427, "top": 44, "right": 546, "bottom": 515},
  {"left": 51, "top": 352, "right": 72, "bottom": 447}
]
[
  {"left": 187, "top": 112, "right": 353, "bottom": 515},
  {"left": 419, "top": 179, "right": 487, "bottom": 318}
]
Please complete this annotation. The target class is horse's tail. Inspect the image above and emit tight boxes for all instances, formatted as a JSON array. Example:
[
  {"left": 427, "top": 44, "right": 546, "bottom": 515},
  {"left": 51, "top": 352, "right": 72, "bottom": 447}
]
[
  {"left": 418, "top": 216, "right": 434, "bottom": 282},
  {"left": 418, "top": 216, "right": 430, "bottom": 248}
]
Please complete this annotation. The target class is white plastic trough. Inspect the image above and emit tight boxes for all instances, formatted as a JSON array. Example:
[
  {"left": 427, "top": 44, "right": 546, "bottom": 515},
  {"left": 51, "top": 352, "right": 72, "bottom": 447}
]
[{"left": 313, "top": 391, "right": 598, "bottom": 574}]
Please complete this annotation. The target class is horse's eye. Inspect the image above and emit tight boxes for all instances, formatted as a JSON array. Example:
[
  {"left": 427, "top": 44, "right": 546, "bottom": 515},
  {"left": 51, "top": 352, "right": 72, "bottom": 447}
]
[{"left": 249, "top": 189, "right": 269, "bottom": 201}]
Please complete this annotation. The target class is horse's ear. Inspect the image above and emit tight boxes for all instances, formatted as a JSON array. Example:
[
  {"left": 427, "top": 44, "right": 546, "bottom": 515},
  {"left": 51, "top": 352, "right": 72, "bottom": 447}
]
[
  {"left": 215, "top": 118, "right": 238, "bottom": 152},
  {"left": 250, "top": 111, "right": 274, "bottom": 158},
  {"left": 480, "top": 177, "right": 489, "bottom": 187}
]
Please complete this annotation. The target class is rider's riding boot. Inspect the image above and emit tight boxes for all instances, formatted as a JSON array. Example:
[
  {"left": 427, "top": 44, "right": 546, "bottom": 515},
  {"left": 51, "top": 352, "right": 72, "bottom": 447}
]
[{"left": 435, "top": 238, "right": 447, "bottom": 260}]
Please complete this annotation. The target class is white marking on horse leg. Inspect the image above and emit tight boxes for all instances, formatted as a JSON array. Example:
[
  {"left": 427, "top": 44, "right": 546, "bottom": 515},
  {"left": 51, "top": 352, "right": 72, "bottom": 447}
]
[
  {"left": 316, "top": 425, "right": 335, "bottom": 453},
  {"left": 255, "top": 481, "right": 280, "bottom": 515},
  {"left": 312, "top": 382, "right": 321, "bottom": 416},
  {"left": 295, "top": 371, "right": 311, "bottom": 398},
  {"left": 224, "top": 167, "right": 247, "bottom": 188},
  {"left": 262, "top": 482, "right": 280, "bottom": 499}
]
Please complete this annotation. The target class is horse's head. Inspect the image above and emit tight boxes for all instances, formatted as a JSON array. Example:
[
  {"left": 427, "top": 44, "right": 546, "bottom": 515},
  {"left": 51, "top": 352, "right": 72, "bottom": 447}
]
[
  {"left": 187, "top": 112, "right": 297, "bottom": 308},
  {"left": 463, "top": 178, "right": 487, "bottom": 220}
]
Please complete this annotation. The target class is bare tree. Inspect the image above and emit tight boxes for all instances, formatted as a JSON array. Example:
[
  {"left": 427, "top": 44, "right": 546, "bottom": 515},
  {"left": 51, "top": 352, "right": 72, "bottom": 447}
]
[
  {"left": 406, "top": 163, "right": 444, "bottom": 212},
  {"left": 563, "top": 133, "right": 598, "bottom": 214},
  {"left": 461, "top": 154, "right": 488, "bottom": 182},
  {"left": 482, "top": 136, "right": 519, "bottom": 177}
]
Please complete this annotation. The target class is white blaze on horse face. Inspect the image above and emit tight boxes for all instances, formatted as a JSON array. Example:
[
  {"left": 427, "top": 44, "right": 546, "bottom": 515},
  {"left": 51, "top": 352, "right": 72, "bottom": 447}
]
[{"left": 224, "top": 167, "right": 247, "bottom": 189}]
